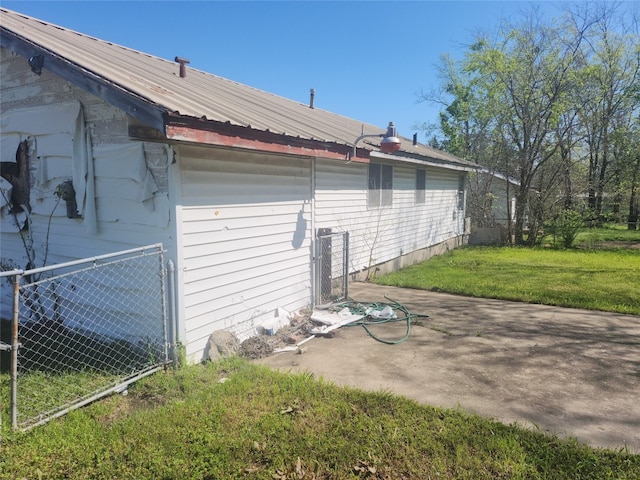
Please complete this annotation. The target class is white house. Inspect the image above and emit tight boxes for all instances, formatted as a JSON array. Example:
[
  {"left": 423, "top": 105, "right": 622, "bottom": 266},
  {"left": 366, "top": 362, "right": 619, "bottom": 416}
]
[
  {"left": 468, "top": 169, "right": 518, "bottom": 245},
  {"left": 0, "top": 8, "right": 477, "bottom": 362}
]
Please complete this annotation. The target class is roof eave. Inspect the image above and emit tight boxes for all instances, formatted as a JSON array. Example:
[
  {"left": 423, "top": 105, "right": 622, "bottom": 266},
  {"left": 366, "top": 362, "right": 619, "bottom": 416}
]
[
  {"left": 1, "top": 27, "right": 166, "bottom": 131},
  {"left": 162, "top": 115, "right": 354, "bottom": 161},
  {"left": 370, "top": 151, "right": 479, "bottom": 172}
]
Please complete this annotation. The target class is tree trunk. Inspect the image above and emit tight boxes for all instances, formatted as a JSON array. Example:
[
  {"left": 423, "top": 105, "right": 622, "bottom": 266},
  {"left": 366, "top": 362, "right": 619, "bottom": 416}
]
[
  {"left": 628, "top": 191, "right": 639, "bottom": 230},
  {"left": 628, "top": 154, "right": 640, "bottom": 230},
  {"left": 514, "top": 187, "right": 529, "bottom": 245}
]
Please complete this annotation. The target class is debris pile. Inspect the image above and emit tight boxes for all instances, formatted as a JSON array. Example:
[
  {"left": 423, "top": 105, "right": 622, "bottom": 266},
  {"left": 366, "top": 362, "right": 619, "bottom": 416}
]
[
  {"left": 238, "top": 298, "right": 429, "bottom": 359},
  {"left": 238, "top": 309, "right": 315, "bottom": 359}
]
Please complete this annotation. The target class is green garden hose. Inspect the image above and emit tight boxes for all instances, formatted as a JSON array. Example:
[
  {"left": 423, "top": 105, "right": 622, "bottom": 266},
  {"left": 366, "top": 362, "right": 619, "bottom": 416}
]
[{"left": 334, "top": 296, "right": 429, "bottom": 345}]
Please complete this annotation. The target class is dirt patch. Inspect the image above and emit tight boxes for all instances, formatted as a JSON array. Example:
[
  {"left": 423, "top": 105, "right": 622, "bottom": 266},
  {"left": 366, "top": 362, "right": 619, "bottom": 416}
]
[
  {"left": 577, "top": 240, "right": 640, "bottom": 250},
  {"left": 238, "top": 310, "right": 316, "bottom": 359},
  {"left": 599, "top": 240, "right": 640, "bottom": 249}
]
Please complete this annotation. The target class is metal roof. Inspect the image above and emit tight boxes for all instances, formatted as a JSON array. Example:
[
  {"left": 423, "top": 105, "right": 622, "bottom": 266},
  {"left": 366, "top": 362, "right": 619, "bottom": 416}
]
[{"left": 0, "top": 7, "right": 476, "bottom": 169}]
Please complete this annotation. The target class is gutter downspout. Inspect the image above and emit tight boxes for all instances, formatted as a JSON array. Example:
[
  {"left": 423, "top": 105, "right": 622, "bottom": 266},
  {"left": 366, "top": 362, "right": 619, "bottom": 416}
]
[{"left": 310, "top": 157, "right": 317, "bottom": 309}]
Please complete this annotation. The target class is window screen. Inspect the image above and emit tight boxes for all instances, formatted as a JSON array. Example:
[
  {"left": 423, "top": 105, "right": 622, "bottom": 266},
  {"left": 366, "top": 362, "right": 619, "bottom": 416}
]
[
  {"left": 416, "top": 169, "right": 426, "bottom": 204},
  {"left": 457, "top": 175, "right": 465, "bottom": 210},
  {"left": 368, "top": 163, "right": 393, "bottom": 208}
]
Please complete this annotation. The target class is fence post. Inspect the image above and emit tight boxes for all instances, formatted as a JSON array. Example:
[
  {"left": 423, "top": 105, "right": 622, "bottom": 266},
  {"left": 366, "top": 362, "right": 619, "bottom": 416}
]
[
  {"left": 344, "top": 231, "right": 349, "bottom": 300},
  {"left": 166, "top": 259, "right": 176, "bottom": 363},
  {"left": 11, "top": 273, "right": 21, "bottom": 430},
  {"left": 158, "top": 250, "right": 169, "bottom": 366}
]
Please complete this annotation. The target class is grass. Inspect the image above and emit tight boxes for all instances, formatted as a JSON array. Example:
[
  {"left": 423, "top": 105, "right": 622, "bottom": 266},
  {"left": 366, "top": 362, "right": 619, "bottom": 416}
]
[
  {"left": 1, "top": 358, "right": 638, "bottom": 479},
  {"left": 9, "top": 370, "right": 122, "bottom": 427},
  {"left": 373, "top": 246, "right": 640, "bottom": 315},
  {"left": 575, "top": 223, "right": 640, "bottom": 246},
  {"left": 2, "top": 226, "right": 639, "bottom": 478}
]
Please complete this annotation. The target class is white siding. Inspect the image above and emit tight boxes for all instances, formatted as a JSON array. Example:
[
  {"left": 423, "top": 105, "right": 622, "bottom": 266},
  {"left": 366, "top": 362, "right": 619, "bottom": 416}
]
[
  {"left": 0, "top": 46, "right": 469, "bottom": 359},
  {"left": 178, "top": 146, "right": 312, "bottom": 360},
  {"left": 315, "top": 159, "right": 464, "bottom": 275},
  {"left": 0, "top": 49, "right": 173, "bottom": 321}
]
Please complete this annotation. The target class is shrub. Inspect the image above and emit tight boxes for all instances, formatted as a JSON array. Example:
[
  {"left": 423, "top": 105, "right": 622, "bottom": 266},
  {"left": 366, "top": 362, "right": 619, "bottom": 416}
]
[{"left": 545, "top": 209, "right": 585, "bottom": 248}]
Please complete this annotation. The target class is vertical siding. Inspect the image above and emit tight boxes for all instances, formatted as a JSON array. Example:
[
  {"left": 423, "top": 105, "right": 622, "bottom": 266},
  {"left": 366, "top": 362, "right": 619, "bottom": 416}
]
[
  {"left": 178, "top": 146, "right": 312, "bottom": 360},
  {"left": 315, "top": 159, "right": 464, "bottom": 276}
]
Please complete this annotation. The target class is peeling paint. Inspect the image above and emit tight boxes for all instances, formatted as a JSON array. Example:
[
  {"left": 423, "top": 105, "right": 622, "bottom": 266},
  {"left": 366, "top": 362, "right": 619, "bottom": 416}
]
[{"left": 166, "top": 125, "right": 368, "bottom": 163}]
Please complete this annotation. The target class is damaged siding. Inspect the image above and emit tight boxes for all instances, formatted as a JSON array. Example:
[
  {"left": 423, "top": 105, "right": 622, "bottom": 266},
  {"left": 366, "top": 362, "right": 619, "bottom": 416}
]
[
  {"left": 178, "top": 146, "right": 312, "bottom": 360},
  {"left": 0, "top": 47, "right": 172, "bottom": 237},
  {"left": 0, "top": 47, "right": 173, "bottom": 319}
]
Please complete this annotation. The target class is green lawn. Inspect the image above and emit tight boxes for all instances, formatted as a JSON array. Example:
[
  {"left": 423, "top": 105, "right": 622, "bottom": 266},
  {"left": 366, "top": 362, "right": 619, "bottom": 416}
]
[
  {"left": 2, "top": 359, "right": 638, "bottom": 479},
  {"left": 373, "top": 247, "right": 640, "bottom": 315},
  {"left": 575, "top": 223, "right": 640, "bottom": 246},
  {"left": 2, "top": 229, "right": 639, "bottom": 478}
]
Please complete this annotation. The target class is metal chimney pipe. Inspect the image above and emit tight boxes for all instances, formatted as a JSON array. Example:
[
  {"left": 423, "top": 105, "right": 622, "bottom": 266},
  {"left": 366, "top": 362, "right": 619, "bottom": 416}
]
[
  {"left": 174, "top": 56, "right": 190, "bottom": 78},
  {"left": 309, "top": 88, "right": 315, "bottom": 109}
]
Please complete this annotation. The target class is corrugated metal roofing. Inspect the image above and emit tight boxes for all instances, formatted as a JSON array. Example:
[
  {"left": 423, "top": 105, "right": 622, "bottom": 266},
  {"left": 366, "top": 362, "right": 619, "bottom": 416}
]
[{"left": 0, "top": 7, "right": 476, "bottom": 168}]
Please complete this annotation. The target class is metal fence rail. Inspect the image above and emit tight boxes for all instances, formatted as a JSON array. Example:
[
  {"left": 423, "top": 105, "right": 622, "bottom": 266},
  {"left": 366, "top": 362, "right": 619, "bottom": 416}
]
[
  {"left": 1, "top": 244, "right": 169, "bottom": 430},
  {"left": 315, "top": 230, "right": 349, "bottom": 305}
]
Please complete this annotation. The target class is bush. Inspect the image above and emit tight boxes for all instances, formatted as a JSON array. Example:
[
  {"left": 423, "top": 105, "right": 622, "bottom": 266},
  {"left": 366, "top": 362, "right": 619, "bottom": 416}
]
[{"left": 545, "top": 209, "right": 585, "bottom": 248}]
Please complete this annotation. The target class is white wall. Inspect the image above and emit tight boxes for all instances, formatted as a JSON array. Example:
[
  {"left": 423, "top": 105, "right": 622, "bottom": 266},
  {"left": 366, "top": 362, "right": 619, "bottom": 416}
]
[
  {"left": 0, "top": 46, "right": 469, "bottom": 356},
  {"left": 315, "top": 159, "right": 466, "bottom": 276},
  {"left": 0, "top": 47, "right": 173, "bottom": 322},
  {"left": 178, "top": 146, "right": 313, "bottom": 360},
  {"left": 489, "top": 178, "right": 515, "bottom": 226}
]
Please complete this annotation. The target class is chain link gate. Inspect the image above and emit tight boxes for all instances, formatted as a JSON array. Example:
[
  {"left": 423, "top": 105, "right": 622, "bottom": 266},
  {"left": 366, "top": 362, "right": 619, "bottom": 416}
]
[
  {"left": 315, "top": 229, "right": 349, "bottom": 305},
  {"left": 1, "top": 244, "right": 169, "bottom": 430}
]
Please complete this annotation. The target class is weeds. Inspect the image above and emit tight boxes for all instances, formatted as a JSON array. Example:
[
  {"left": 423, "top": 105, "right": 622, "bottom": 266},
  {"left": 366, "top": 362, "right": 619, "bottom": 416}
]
[{"left": 2, "top": 359, "right": 637, "bottom": 479}]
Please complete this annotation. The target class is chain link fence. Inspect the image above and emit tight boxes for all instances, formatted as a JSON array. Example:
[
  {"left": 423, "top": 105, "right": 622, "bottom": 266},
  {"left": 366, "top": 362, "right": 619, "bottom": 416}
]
[
  {"left": 315, "top": 230, "right": 349, "bottom": 305},
  {"left": 1, "top": 244, "right": 169, "bottom": 430}
]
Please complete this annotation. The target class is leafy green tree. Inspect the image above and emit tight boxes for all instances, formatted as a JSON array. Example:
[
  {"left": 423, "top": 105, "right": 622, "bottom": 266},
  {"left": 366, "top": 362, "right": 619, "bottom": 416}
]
[
  {"left": 461, "top": 11, "right": 588, "bottom": 244},
  {"left": 574, "top": 3, "right": 640, "bottom": 224},
  {"left": 544, "top": 208, "right": 585, "bottom": 248},
  {"left": 423, "top": 2, "right": 640, "bottom": 242}
]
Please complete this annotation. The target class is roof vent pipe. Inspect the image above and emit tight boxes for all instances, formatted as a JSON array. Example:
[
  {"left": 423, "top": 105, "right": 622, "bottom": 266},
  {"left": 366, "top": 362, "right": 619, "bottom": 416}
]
[
  {"left": 413, "top": 133, "right": 418, "bottom": 146},
  {"left": 174, "top": 56, "right": 190, "bottom": 78},
  {"left": 309, "top": 88, "right": 315, "bottom": 109}
]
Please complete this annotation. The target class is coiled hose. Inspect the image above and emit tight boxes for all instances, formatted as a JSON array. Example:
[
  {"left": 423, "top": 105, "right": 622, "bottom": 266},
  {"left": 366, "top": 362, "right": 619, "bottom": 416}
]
[{"left": 334, "top": 296, "right": 429, "bottom": 345}]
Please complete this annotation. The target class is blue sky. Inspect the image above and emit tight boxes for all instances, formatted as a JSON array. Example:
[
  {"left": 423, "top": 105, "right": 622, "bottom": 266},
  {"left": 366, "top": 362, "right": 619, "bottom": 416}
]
[{"left": 2, "top": 1, "right": 578, "bottom": 140}]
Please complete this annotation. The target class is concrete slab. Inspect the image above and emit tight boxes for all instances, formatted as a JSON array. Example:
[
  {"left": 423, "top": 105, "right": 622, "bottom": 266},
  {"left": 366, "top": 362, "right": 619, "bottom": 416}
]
[{"left": 255, "top": 282, "right": 640, "bottom": 452}]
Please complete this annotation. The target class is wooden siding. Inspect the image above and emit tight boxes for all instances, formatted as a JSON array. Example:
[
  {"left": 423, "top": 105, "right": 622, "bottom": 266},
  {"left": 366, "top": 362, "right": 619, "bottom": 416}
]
[
  {"left": 178, "top": 146, "right": 312, "bottom": 360},
  {"left": 315, "top": 159, "right": 465, "bottom": 276}
]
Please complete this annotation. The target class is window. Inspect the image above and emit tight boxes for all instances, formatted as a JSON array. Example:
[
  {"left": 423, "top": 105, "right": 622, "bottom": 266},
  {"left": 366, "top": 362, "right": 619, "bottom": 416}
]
[
  {"left": 415, "top": 169, "right": 426, "bottom": 204},
  {"left": 457, "top": 175, "right": 465, "bottom": 210},
  {"left": 368, "top": 163, "right": 393, "bottom": 208}
]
